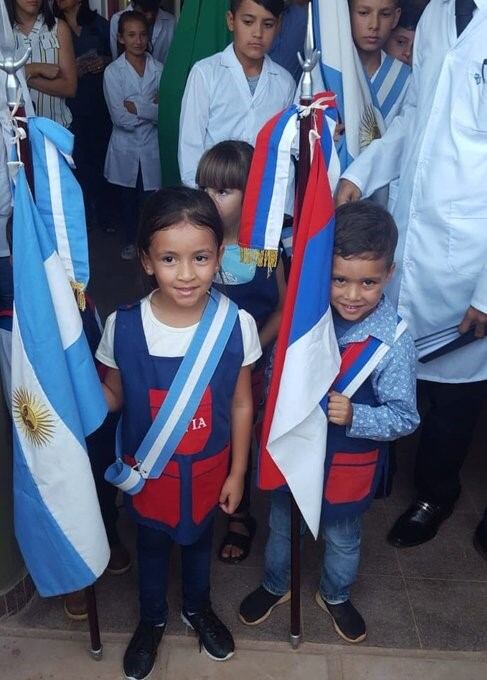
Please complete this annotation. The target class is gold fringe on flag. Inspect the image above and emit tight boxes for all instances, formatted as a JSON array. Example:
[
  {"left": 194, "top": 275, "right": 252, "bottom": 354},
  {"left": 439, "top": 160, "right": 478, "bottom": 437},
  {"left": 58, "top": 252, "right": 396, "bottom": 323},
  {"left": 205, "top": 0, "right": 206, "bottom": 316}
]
[
  {"left": 70, "top": 280, "right": 86, "bottom": 312},
  {"left": 239, "top": 247, "right": 278, "bottom": 270}
]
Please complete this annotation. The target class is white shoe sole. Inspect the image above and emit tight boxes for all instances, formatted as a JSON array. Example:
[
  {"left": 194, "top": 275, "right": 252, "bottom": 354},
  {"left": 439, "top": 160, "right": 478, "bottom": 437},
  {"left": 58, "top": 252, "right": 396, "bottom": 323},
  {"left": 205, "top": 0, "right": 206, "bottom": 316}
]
[
  {"left": 181, "top": 613, "right": 234, "bottom": 661},
  {"left": 315, "top": 591, "right": 367, "bottom": 644}
]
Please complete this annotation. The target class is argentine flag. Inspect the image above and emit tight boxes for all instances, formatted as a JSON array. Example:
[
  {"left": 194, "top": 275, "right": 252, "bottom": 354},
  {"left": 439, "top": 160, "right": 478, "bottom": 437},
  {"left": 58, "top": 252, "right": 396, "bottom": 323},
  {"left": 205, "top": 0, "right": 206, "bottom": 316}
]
[
  {"left": 258, "top": 115, "right": 341, "bottom": 537},
  {"left": 312, "top": 0, "right": 385, "bottom": 170},
  {"left": 10, "top": 138, "right": 109, "bottom": 596}
]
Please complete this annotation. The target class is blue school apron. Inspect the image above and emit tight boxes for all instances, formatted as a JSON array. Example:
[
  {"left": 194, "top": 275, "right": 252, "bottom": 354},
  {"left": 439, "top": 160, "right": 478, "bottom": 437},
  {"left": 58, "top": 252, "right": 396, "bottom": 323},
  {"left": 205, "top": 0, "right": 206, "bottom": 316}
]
[
  {"left": 323, "top": 342, "right": 387, "bottom": 521},
  {"left": 114, "top": 301, "right": 244, "bottom": 545}
]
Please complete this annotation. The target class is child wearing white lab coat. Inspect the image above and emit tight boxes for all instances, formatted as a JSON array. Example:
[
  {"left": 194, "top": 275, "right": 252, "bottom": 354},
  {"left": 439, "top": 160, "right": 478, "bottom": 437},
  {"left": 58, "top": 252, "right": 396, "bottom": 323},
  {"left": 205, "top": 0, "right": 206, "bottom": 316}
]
[
  {"left": 103, "top": 11, "right": 163, "bottom": 260},
  {"left": 178, "top": 0, "right": 296, "bottom": 188}
]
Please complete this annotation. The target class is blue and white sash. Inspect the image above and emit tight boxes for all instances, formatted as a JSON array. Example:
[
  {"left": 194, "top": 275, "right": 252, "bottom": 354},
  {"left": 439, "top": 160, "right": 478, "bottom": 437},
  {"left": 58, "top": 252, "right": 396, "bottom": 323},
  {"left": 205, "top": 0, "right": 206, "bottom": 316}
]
[
  {"left": 367, "top": 55, "right": 411, "bottom": 126},
  {"left": 105, "top": 290, "right": 239, "bottom": 495},
  {"left": 333, "top": 318, "right": 407, "bottom": 398}
]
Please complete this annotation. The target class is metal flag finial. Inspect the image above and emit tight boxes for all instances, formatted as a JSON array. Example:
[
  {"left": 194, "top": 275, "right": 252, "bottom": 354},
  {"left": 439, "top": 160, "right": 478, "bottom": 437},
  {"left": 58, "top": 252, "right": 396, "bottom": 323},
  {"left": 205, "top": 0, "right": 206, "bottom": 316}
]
[
  {"left": 0, "top": 0, "right": 31, "bottom": 108},
  {"left": 297, "top": 2, "right": 321, "bottom": 101}
]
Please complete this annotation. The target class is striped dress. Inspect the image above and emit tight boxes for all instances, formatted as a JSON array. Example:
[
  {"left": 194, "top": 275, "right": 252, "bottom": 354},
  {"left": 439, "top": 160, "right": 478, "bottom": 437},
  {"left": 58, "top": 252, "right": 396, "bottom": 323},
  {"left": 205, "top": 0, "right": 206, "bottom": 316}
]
[{"left": 14, "top": 16, "right": 72, "bottom": 128}]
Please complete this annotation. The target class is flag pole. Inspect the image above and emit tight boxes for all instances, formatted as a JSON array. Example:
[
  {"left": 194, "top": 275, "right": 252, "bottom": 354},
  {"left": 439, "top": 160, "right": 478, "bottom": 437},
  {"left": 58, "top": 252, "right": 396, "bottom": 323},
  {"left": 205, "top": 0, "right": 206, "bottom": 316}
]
[
  {"left": 0, "top": 6, "right": 103, "bottom": 660},
  {"left": 289, "top": 2, "right": 320, "bottom": 650}
]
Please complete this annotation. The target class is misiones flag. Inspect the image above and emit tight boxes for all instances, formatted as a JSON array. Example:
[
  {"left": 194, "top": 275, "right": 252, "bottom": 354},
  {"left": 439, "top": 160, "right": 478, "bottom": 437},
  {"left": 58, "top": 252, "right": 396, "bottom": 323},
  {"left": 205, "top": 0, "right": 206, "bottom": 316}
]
[
  {"left": 257, "top": 103, "right": 341, "bottom": 537},
  {"left": 10, "top": 131, "right": 109, "bottom": 596}
]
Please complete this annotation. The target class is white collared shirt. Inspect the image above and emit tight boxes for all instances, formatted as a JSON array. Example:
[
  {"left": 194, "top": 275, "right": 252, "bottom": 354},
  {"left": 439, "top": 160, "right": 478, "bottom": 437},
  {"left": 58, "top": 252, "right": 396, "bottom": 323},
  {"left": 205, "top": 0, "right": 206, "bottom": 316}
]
[
  {"left": 178, "top": 44, "right": 296, "bottom": 187},
  {"left": 342, "top": 0, "right": 487, "bottom": 383}
]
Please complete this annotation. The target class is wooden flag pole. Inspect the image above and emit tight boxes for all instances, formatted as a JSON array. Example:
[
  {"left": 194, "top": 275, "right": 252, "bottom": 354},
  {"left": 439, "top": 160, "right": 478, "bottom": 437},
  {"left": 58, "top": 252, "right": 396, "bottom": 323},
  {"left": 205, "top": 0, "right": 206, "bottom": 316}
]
[{"left": 289, "top": 2, "right": 320, "bottom": 650}]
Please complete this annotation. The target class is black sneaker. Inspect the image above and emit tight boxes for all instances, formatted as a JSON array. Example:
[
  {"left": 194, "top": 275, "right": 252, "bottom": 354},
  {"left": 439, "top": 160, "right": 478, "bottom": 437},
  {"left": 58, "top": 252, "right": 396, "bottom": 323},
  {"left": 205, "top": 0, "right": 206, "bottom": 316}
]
[
  {"left": 123, "top": 620, "right": 165, "bottom": 680},
  {"left": 239, "top": 586, "right": 291, "bottom": 625},
  {"left": 181, "top": 606, "right": 234, "bottom": 661},
  {"left": 315, "top": 591, "right": 366, "bottom": 643}
]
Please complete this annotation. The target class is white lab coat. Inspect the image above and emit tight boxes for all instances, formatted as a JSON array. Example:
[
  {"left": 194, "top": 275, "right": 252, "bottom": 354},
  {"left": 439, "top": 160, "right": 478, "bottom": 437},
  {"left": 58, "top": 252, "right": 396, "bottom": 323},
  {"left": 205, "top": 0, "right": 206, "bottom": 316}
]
[
  {"left": 110, "top": 6, "right": 175, "bottom": 64},
  {"left": 103, "top": 53, "right": 163, "bottom": 190},
  {"left": 343, "top": 0, "right": 487, "bottom": 383},
  {"left": 178, "top": 44, "right": 296, "bottom": 187}
]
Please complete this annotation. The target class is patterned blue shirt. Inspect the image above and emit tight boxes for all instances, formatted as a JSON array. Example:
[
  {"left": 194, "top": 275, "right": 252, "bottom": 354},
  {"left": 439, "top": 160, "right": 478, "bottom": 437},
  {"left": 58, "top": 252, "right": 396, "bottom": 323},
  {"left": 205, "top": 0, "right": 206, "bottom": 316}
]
[{"left": 333, "top": 296, "right": 420, "bottom": 442}]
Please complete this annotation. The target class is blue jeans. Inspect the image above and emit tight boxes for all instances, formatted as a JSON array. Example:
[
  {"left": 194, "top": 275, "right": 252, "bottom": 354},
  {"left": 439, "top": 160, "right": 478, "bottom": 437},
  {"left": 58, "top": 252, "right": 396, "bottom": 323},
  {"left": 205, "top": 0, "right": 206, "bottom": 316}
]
[
  {"left": 263, "top": 491, "right": 361, "bottom": 605},
  {"left": 137, "top": 521, "right": 213, "bottom": 625}
]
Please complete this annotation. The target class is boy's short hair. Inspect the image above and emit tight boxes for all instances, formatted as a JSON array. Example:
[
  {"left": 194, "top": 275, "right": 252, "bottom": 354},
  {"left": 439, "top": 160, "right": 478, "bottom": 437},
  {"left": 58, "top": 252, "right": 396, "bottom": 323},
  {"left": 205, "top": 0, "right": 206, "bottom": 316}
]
[
  {"left": 397, "top": 2, "right": 423, "bottom": 30},
  {"left": 133, "top": 0, "right": 159, "bottom": 11},
  {"left": 348, "top": 0, "right": 401, "bottom": 7},
  {"left": 196, "top": 141, "right": 254, "bottom": 192},
  {"left": 334, "top": 201, "right": 398, "bottom": 268},
  {"left": 229, "top": 0, "right": 285, "bottom": 18}
]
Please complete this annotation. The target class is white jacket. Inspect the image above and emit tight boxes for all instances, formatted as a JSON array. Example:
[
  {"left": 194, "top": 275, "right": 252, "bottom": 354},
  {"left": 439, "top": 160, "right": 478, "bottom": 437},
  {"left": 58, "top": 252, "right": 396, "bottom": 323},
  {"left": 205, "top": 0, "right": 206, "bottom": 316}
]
[
  {"left": 103, "top": 53, "right": 163, "bottom": 190},
  {"left": 178, "top": 44, "right": 296, "bottom": 187},
  {"left": 110, "top": 7, "right": 175, "bottom": 64},
  {"left": 343, "top": 0, "right": 487, "bottom": 383}
]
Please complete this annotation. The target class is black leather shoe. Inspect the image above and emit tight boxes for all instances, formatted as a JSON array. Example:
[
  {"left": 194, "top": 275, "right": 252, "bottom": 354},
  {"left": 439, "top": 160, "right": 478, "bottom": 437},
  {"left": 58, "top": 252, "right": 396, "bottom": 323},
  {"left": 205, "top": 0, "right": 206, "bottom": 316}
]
[
  {"left": 387, "top": 500, "right": 453, "bottom": 548},
  {"left": 473, "top": 522, "right": 487, "bottom": 562}
]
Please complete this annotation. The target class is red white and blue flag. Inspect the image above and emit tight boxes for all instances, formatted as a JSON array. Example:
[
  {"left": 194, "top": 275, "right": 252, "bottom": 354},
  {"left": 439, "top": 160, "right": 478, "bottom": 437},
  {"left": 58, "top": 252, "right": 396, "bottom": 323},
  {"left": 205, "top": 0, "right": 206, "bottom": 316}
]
[{"left": 258, "top": 109, "right": 341, "bottom": 538}]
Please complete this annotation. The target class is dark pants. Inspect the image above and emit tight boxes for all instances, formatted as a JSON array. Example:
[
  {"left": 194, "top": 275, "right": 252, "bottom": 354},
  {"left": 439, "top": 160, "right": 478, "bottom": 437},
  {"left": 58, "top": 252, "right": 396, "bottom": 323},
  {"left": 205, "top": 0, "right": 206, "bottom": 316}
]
[
  {"left": 414, "top": 379, "right": 487, "bottom": 506},
  {"left": 137, "top": 521, "right": 213, "bottom": 625},
  {"left": 86, "top": 413, "right": 119, "bottom": 545},
  {"left": 117, "top": 168, "right": 153, "bottom": 246},
  {"left": 0, "top": 257, "right": 13, "bottom": 310},
  {"left": 71, "top": 113, "right": 114, "bottom": 230}
]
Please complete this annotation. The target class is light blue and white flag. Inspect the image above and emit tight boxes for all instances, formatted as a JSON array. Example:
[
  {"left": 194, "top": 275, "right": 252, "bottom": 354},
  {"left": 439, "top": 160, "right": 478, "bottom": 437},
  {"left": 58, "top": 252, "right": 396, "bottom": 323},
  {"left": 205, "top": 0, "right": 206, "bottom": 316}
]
[
  {"left": 312, "top": 0, "right": 385, "bottom": 171},
  {"left": 11, "top": 159, "right": 109, "bottom": 597},
  {"left": 367, "top": 53, "right": 411, "bottom": 127},
  {"left": 28, "top": 117, "right": 89, "bottom": 303}
]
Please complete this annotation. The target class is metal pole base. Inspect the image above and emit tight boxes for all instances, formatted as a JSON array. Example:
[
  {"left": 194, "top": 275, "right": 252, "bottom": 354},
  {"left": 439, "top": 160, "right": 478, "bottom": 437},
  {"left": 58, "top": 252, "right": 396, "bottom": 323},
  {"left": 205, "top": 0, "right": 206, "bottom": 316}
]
[
  {"left": 289, "top": 632, "right": 302, "bottom": 649},
  {"left": 89, "top": 646, "right": 103, "bottom": 661}
]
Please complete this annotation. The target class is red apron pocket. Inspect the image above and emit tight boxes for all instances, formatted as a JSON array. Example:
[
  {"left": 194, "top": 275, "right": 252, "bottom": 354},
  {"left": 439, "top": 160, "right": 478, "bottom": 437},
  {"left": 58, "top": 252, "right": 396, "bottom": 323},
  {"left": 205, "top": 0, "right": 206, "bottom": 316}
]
[
  {"left": 132, "top": 460, "right": 181, "bottom": 527},
  {"left": 191, "top": 447, "right": 230, "bottom": 525},
  {"left": 324, "top": 450, "right": 379, "bottom": 505},
  {"left": 149, "top": 387, "right": 213, "bottom": 455}
]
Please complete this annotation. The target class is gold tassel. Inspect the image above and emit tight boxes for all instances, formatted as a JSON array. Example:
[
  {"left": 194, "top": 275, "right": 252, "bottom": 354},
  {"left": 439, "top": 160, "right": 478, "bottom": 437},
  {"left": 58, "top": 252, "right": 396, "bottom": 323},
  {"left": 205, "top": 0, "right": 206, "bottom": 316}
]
[
  {"left": 239, "top": 247, "right": 278, "bottom": 270},
  {"left": 70, "top": 280, "right": 86, "bottom": 312}
]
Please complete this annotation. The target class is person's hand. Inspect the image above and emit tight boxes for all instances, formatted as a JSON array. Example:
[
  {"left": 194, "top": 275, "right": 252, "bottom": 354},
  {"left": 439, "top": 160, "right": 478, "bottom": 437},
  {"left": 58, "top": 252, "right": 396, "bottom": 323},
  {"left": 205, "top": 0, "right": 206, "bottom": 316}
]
[
  {"left": 328, "top": 391, "right": 353, "bottom": 426},
  {"left": 219, "top": 473, "right": 244, "bottom": 515},
  {"left": 335, "top": 178, "right": 362, "bottom": 207},
  {"left": 333, "top": 122, "right": 345, "bottom": 142},
  {"left": 123, "top": 99, "right": 137, "bottom": 115},
  {"left": 152, "top": 90, "right": 159, "bottom": 104},
  {"left": 87, "top": 56, "right": 106, "bottom": 75},
  {"left": 27, "top": 63, "right": 60, "bottom": 80},
  {"left": 458, "top": 305, "right": 487, "bottom": 338}
]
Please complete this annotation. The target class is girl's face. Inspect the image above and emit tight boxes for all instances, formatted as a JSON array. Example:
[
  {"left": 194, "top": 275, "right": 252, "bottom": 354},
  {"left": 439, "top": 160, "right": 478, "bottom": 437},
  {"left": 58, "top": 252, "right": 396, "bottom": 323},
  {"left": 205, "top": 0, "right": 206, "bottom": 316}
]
[
  {"left": 141, "top": 221, "right": 223, "bottom": 311},
  {"left": 118, "top": 19, "right": 148, "bottom": 57},
  {"left": 15, "top": 0, "right": 42, "bottom": 17},
  {"left": 204, "top": 188, "right": 243, "bottom": 236}
]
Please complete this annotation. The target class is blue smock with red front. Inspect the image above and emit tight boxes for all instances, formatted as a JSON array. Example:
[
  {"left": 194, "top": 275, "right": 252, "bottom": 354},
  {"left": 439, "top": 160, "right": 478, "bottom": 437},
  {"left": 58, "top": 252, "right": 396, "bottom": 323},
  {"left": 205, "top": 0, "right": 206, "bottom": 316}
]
[
  {"left": 114, "top": 300, "right": 244, "bottom": 545},
  {"left": 323, "top": 366, "right": 387, "bottom": 520}
]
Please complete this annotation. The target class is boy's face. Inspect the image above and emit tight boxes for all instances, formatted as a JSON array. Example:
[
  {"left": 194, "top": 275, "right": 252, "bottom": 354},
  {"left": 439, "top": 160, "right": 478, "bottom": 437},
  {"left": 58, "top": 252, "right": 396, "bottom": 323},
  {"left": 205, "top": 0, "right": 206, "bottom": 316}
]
[
  {"left": 331, "top": 254, "right": 394, "bottom": 322},
  {"left": 385, "top": 26, "right": 415, "bottom": 66},
  {"left": 350, "top": 0, "right": 401, "bottom": 55},
  {"left": 227, "top": 0, "right": 280, "bottom": 67}
]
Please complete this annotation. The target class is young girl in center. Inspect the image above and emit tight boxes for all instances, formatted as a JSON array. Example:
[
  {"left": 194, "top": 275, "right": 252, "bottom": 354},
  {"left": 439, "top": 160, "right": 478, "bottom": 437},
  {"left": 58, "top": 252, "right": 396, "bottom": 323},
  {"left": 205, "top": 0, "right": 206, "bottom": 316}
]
[
  {"left": 96, "top": 187, "right": 260, "bottom": 680},
  {"left": 103, "top": 11, "right": 162, "bottom": 261},
  {"left": 196, "top": 141, "right": 286, "bottom": 564}
]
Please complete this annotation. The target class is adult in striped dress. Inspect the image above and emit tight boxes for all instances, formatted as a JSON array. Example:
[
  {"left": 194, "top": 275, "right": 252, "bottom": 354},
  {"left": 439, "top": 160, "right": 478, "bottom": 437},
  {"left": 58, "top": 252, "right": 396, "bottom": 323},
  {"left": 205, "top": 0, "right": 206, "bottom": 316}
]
[{"left": 11, "top": 0, "right": 76, "bottom": 127}]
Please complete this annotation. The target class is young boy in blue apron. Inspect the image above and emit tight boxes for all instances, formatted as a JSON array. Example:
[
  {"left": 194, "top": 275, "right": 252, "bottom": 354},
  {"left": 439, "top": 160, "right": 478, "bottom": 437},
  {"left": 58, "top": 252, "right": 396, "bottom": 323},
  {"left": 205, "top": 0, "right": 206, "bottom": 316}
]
[{"left": 239, "top": 200, "right": 419, "bottom": 643}]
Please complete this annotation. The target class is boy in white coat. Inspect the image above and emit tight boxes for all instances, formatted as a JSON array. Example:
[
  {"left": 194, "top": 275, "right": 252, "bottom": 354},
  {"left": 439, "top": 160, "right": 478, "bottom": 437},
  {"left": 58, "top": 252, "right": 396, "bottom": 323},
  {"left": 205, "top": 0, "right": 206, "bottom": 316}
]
[
  {"left": 336, "top": 0, "right": 487, "bottom": 551},
  {"left": 178, "top": 0, "right": 296, "bottom": 188}
]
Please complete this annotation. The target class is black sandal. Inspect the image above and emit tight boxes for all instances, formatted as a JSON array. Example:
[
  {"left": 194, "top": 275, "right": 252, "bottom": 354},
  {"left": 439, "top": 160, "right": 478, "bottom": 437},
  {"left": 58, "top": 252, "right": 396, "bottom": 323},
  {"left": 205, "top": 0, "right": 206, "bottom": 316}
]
[{"left": 218, "top": 515, "right": 257, "bottom": 564}]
